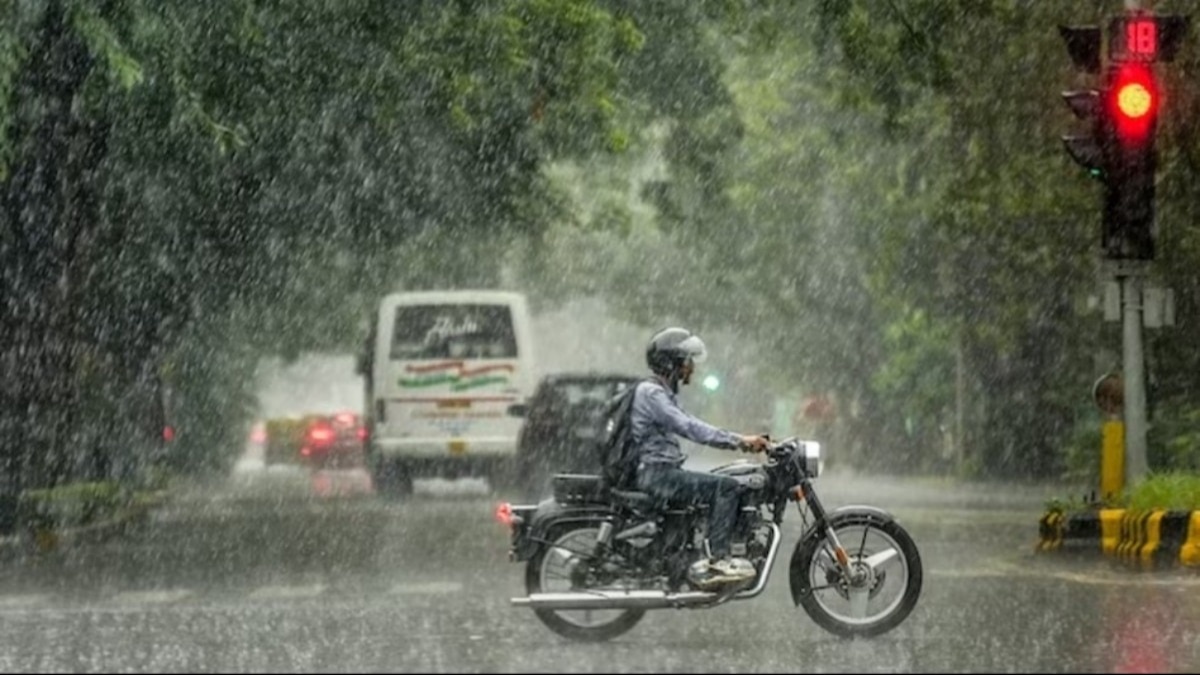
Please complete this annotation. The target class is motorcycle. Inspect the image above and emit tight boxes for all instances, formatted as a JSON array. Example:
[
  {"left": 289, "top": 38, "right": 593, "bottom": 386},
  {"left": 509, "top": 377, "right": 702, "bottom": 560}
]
[{"left": 495, "top": 437, "right": 922, "bottom": 642}]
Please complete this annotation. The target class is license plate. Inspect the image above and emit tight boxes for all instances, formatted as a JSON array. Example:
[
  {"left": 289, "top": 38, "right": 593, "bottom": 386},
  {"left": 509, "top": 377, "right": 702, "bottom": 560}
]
[{"left": 448, "top": 440, "right": 467, "bottom": 455}]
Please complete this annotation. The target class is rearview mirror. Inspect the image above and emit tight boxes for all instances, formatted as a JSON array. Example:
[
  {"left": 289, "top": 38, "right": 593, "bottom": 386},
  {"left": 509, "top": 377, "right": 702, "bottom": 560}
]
[{"left": 507, "top": 403, "right": 528, "bottom": 418}]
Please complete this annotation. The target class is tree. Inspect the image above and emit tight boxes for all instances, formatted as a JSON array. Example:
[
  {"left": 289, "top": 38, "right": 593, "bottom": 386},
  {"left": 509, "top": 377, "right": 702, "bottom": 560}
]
[{"left": 0, "top": 0, "right": 645, "bottom": 491}]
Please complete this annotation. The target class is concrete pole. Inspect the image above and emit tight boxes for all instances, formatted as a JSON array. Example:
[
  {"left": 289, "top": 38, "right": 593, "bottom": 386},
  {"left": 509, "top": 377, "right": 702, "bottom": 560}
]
[{"left": 1121, "top": 272, "right": 1149, "bottom": 485}]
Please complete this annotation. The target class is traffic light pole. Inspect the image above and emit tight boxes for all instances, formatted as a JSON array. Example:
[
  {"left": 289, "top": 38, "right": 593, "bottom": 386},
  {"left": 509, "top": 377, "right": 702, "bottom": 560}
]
[
  {"left": 1060, "top": 9, "right": 1189, "bottom": 491},
  {"left": 1115, "top": 261, "right": 1149, "bottom": 485}
]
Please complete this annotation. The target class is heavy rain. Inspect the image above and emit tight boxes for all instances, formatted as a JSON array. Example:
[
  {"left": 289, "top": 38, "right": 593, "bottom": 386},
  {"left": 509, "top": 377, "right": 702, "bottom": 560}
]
[{"left": 2, "top": 1, "right": 1200, "bottom": 672}]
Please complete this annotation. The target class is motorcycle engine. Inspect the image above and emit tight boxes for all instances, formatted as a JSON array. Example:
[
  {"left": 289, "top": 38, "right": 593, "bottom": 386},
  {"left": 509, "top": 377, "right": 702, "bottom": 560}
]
[{"left": 685, "top": 557, "right": 712, "bottom": 588}]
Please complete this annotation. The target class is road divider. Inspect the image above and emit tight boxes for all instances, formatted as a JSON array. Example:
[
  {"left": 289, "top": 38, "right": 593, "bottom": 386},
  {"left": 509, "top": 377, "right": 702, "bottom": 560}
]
[{"left": 1037, "top": 508, "right": 1200, "bottom": 567}]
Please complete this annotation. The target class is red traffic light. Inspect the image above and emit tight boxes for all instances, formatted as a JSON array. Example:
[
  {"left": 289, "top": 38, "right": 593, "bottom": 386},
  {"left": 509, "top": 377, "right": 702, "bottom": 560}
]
[
  {"left": 1117, "top": 81, "right": 1152, "bottom": 119},
  {"left": 1109, "top": 64, "right": 1157, "bottom": 143}
]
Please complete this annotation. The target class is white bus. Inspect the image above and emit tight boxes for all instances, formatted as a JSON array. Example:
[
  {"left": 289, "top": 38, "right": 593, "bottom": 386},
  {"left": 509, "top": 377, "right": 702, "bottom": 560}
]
[{"left": 358, "top": 290, "right": 536, "bottom": 496}]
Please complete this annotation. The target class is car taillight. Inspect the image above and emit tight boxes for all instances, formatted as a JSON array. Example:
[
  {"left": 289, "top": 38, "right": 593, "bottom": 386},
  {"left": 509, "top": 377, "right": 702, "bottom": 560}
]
[
  {"left": 356, "top": 426, "right": 368, "bottom": 441},
  {"left": 334, "top": 411, "right": 357, "bottom": 427},
  {"left": 249, "top": 425, "right": 267, "bottom": 444},
  {"left": 308, "top": 424, "right": 335, "bottom": 446}
]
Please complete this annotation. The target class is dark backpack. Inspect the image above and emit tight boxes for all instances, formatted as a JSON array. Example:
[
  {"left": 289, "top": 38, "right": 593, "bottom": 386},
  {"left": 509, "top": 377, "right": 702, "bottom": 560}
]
[{"left": 596, "top": 379, "right": 652, "bottom": 490}]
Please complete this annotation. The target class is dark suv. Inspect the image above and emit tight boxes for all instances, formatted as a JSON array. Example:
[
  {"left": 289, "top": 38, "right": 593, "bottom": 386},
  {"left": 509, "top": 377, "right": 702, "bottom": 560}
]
[{"left": 507, "top": 372, "right": 641, "bottom": 497}]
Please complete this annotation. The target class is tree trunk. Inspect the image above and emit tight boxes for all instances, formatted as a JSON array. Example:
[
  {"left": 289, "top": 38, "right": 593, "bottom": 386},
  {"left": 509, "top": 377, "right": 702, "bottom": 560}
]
[{"left": 0, "top": 0, "right": 107, "bottom": 492}]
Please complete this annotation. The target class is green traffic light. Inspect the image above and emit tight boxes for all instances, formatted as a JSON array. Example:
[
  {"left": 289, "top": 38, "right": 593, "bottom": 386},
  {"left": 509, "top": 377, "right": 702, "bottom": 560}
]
[{"left": 702, "top": 374, "right": 720, "bottom": 392}]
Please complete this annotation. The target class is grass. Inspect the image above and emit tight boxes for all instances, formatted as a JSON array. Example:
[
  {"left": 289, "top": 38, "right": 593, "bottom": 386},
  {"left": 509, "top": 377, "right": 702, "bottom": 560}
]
[
  {"left": 18, "top": 480, "right": 166, "bottom": 533},
  {"left": 1123, "top": 471, "right": 1200, "bottom": 512},
  {"left": 1045, "top": 471, "right": 1200, "bottom": 514}
]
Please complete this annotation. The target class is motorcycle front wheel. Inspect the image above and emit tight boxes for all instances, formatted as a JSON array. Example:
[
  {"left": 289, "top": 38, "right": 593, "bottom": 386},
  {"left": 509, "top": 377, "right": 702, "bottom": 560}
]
[
  {"left": 791, "top": 513, "right": 923, "bottom": 639},
  {"left": 525, "top": 524, "right": 646, "bottom": 642}
]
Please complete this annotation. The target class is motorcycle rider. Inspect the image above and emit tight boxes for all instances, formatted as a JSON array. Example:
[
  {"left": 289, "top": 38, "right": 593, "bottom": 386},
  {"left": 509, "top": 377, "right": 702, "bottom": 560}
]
[{"left": 631, "top": 327, "right": 770, "bottom": 588}]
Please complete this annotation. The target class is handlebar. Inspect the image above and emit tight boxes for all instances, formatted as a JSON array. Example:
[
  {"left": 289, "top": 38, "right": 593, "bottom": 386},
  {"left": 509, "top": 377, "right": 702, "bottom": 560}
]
[
  {"left": 765, "top": 437, "right": 801, "bottom": 461},
  {"left": 738, "top": 433, "right": 772, "bottom": 454},
  {"left": 738, "top": 435, "right": 806, "bottom": 464}
]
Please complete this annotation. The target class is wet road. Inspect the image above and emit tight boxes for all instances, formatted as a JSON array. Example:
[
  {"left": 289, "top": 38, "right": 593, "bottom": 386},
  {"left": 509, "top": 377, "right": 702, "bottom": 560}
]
[{"left": 0, "top": 457, "right": 1197, "bottom": 673}]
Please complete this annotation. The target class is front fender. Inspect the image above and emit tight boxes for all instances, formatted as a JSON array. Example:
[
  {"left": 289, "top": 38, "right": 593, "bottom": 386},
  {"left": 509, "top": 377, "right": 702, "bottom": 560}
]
[
  {"left": 788, "top": 505, "right": 897, "bottom": 605},
  {"left": 511, "top": 499, "right": 615, "bottom": 562}
]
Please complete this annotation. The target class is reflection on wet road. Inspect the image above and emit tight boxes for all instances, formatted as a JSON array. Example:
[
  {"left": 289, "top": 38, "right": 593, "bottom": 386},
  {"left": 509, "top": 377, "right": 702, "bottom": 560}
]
[{"left": 0, "top": 460, "right": 1197, "bottom": 673}]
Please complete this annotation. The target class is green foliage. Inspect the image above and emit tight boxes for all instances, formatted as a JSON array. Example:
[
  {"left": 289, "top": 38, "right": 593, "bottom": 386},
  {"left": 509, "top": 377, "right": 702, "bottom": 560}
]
[
  {"left": 19, "top": 481, "right": 123, "bottom": 529},
  {"left": 513, "top": 1, "right": 1123, "bottom": 479},
  {"left": 0, "top": 9, "right": 23, "bottom": 180},
  {"left": 1046, "top": 472, "right": 1200, "bottom": 515},
  {"left": 872, "top": 308, "right": 955, "bottom": 432},
  {"left": 1147, "top": 399, "right": 1200, "bottom": 472},
  {"left": 1043, "top": 493, "right": 1098, "bottom": 515},
  {"left": 1124, "top": 471, "right": 1200, "bottom": 512},
  {"left": 1059, "top": 417, "right": 1104, "bottom": 486},
  {"left": 0, "top": 0, "right": 652, "bottom": 488},
  {"left": 71, "top": 3, "right": 144, "bottom": 91},
  {"left": 17, "top": 477, "right": 164, "bottom": 536}
]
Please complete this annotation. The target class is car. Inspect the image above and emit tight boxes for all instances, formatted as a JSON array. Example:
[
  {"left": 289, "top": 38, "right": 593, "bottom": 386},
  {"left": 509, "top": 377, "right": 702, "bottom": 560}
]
[
  {"left": 507, "top": 372, "right": 641, "bottom": 497},
  {"left": 261, "top": 415, "right": 323, "bottom": 466},
  {"left": 298, "top": 411, "right": 368, "bottom": 469}
]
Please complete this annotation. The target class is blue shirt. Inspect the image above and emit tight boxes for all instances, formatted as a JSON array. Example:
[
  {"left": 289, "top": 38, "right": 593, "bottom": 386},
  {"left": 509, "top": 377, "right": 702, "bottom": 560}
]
[{"left": 629, "top": 378, "right": 742, "bottom": 469}]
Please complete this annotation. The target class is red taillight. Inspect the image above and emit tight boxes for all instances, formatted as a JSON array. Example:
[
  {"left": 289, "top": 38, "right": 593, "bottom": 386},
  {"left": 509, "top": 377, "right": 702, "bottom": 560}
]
[
  {"left": 334, "top": 412, "right": 357, "bottom": 427},
  {"left": 308, "top": 424, "right": 335, "bottom": 445},
  {"left": 356, "top": 426, "right": 368, "bottom": 441},
  {"left": 163, "top": 426, "right": 176, "bottom": 442},
  {"left": 249, "top": 426, "right": 267, "bottom": 444},
  {"left": 495, "top": 502, "right": 513, "bottom": 526}
]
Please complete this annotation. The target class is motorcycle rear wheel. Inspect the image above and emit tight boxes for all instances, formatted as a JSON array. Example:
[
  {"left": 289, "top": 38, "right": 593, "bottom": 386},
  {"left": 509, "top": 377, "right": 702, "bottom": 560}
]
[{"left": 525, "top": 524, "right": 646, "bottom": 642}]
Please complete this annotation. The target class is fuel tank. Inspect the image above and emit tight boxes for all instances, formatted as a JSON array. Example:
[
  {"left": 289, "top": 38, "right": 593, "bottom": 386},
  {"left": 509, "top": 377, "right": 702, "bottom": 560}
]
[{"left": 709, "top": 459, "right": 766, "bottom": 490}]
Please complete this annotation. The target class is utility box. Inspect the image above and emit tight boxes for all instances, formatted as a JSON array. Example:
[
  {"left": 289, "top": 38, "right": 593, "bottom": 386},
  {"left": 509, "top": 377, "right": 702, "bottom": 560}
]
[
  {"left": 1101, "top": 281, "right": 1174, "bottom": 328},
  {"left": 1142, "top": 287, "right": 1175, "bottom": 328},
  {"left": 1103, "top": 281, "right": 1121, "bottom": 322}
]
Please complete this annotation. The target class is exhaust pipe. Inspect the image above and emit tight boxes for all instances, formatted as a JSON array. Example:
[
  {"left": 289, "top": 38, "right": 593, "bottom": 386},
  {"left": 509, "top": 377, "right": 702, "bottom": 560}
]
[
  {"left": 512, "top": 589, "right": 717, "bottom": 610},
  {"left": 511, "top": 523, "right": 781, "bottom": 611}
]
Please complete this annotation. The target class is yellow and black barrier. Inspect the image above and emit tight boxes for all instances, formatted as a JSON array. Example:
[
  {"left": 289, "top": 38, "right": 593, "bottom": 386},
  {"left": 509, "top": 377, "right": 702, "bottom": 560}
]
[
  {"left": 1037, "top": 508, "right": 1200, "bottom": 568},
  {"left": 1037, "top": 510, "right": 1067, "bottom": 551}
]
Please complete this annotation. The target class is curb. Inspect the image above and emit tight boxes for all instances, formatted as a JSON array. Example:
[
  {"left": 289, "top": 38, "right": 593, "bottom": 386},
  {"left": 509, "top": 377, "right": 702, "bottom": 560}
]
[{"left": 1037, "top": 508, "right": 1200, "bottom": 567}]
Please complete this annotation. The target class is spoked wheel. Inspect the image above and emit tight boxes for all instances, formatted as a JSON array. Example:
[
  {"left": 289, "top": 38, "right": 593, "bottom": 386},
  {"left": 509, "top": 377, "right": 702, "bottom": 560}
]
[
  {"left": 525, "top": 524, "right": 645, "bottom": 642},
  {"left": 791, "top": 514, "right": 923, "bottom": 639}
]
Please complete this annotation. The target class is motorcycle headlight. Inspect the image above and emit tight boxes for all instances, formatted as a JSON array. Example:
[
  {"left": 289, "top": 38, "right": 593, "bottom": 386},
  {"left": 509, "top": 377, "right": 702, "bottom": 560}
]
[{"left": 801, "top": 441, "right": 822, "bottom": 477}]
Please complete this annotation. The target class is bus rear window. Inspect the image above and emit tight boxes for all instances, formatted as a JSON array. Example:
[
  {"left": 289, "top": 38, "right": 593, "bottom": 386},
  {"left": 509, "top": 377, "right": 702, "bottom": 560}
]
[{"left": 390, "top": 304, "right": 517, "bottom": 360}]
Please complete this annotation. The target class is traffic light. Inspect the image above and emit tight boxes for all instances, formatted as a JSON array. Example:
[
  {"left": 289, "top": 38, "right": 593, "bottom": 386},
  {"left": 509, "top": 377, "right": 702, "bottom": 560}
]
[
  {"left": 1059, "top": 26, "right": 1105, "bottom": 180},
  {"left": 1103, "top": 62, "right": 1157, "bottom": 260},
  {"left": 1059, "top": 11, "right": 1189, "bottom": 261},
  {"left": 1061, "top": 88, "right": 1104, "bottom": 180}
]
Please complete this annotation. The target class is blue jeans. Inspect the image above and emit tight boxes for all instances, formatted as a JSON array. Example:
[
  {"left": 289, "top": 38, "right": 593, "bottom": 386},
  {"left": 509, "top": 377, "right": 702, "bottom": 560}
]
[{"left": 636, "top": 464, "right": 741, "bottom": 558}]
